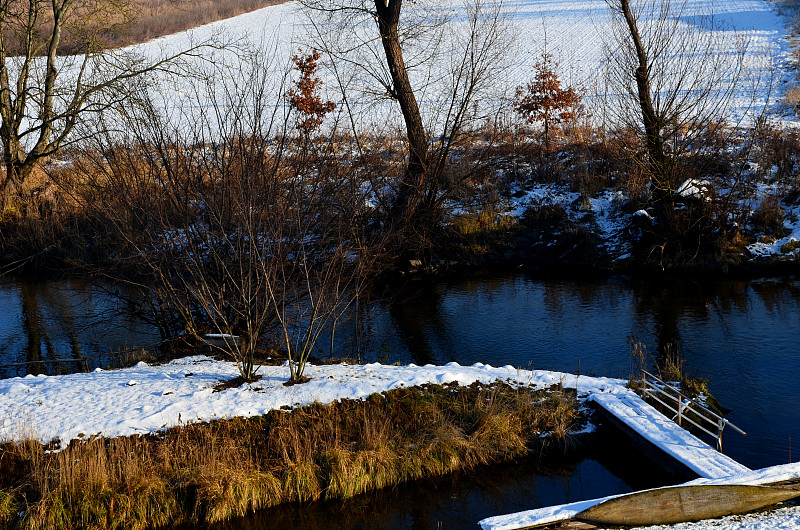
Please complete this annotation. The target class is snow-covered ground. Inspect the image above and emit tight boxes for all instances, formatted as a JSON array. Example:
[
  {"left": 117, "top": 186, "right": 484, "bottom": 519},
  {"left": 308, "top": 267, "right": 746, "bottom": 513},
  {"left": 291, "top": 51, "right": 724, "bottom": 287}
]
[
  {"left": 0, "top": 355, "right": 622, "bottom": 447},
  {"left": 504, "top": 181, "right": 633, "bottom": 260},
  {"left": 501, "top": 177, "right": 800, "bottom": 263},
  {"left": 636, "top": 506, "right": 800, "bottom": 530},
  {"left": 746, "top": 199, "right": 800, "bottom": 259}
]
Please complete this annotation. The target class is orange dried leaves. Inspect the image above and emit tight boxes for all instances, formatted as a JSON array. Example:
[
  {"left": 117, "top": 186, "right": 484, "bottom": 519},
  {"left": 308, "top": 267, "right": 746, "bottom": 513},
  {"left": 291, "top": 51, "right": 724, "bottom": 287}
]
[
  {"left": 287, "top": 49, "right": 336, "bottom": 135},
  {"left": 513, "top": 53, "right": 585, "bottom": 141}
]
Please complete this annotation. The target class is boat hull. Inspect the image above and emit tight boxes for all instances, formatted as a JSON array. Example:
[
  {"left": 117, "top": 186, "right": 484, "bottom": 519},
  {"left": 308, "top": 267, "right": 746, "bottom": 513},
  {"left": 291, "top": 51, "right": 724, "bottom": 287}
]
[{"left": 574, "top": 484, "right": 800, "bottom": 526}]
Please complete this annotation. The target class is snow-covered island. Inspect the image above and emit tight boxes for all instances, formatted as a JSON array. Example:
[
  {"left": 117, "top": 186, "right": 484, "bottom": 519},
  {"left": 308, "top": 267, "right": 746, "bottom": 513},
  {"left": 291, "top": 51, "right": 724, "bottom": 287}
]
[
  {"left": 1, "top": 357, "right": 798, "bottom": 529},
  {"left": 0, "top": 356, "right": 616, "bottom": 447}
]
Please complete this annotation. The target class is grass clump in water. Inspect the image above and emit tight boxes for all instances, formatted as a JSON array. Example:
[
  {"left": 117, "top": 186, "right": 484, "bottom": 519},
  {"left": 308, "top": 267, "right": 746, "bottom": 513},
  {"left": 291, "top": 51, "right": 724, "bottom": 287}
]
[{"left": 0, "top": 381, "right": 581, "bottom": 529}]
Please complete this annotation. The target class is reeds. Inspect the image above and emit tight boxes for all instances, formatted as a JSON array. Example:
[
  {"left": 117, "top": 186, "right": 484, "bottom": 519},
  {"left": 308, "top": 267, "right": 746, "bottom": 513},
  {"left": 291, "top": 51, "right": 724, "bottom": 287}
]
[{"left": 0, "top": 381, "right": 580, "bottom": 529}]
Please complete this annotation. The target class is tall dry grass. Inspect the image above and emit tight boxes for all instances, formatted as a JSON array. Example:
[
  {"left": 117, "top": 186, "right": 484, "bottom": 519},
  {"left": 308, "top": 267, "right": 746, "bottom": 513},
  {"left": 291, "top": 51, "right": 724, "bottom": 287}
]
[{"left": 0, "top": 381, "right": 580, "bottom": 529}]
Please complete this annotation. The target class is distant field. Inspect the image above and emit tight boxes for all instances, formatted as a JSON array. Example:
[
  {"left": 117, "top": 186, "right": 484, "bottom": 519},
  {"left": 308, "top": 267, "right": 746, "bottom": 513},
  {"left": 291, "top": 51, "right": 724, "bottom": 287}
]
[
  {"left": 115, "top": 0, "right": 788, "bottom": 134},
  {"left": 60, "top": 0, "right": 289, "bottom": 53}
]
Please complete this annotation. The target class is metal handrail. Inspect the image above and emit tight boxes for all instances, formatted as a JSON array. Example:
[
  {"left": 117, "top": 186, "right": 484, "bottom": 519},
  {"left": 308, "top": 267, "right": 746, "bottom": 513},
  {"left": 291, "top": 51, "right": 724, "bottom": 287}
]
[{"left": 638, "top": 370, "right": 746, "bottom": 452}]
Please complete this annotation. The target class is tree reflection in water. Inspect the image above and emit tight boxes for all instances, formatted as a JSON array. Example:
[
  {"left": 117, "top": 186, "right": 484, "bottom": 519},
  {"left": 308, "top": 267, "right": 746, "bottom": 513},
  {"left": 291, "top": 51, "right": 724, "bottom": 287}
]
[{"left": 1, "top": 280, "right": 160, "bottom": 377}]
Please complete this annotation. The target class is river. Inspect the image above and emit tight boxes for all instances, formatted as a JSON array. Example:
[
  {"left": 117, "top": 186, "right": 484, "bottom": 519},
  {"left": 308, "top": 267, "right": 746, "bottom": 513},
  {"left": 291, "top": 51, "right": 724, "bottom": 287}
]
[{"left": 2, "top": 273, "right": 799, "bottom": 528}]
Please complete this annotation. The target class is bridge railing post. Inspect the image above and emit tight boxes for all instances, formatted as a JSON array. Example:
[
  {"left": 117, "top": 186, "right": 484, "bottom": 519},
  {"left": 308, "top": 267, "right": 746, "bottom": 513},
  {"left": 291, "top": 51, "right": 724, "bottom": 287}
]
[{"left": 640, "top": 370, "right": 746, "bottom": 453}]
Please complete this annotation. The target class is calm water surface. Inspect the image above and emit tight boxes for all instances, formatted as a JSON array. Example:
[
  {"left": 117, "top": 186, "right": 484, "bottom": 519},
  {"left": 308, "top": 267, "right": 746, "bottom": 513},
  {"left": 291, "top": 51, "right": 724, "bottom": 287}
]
[
  {"left": 0, "top": 280, "right": 160, "bottom": 376},
  {"left": 2, "top": 273, "right": 799, "bottom": 528},
  {"left": 365, "top": 275, "right": 800, "bottom": 471}
]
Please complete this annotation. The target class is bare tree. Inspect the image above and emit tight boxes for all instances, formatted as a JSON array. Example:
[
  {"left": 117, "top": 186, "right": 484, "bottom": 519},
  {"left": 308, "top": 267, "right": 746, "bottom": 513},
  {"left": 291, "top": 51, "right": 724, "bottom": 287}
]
[
  {"left": 603, "top": 0, "right": 756, "bottom": 233},
  {"left": 77, "top": 48, "right": 385, "bottom": 383},
  {"left": 0, "top": 0, "right": 207, "bottom": 208},
  {"left": 301, "top": 0, "right": 512, "bottom": 252}
]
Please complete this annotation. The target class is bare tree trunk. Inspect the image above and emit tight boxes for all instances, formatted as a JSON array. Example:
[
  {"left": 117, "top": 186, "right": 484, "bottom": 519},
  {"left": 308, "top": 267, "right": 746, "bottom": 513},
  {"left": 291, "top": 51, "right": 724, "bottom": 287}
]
[
  {"left": 616, "top": 0, "right": 672, "bottom": 224},
  {"left": 2, "top": 160, "right": 31, "bottom": 207},
  {"left": 375, "top": 0, "right": 429, "bottom": 221},
  {"left": 1, "top": 122, "right": 27, "bottom": 202},
  {"left": 2, "top": 164, "right": 18, "bottom": 202}
]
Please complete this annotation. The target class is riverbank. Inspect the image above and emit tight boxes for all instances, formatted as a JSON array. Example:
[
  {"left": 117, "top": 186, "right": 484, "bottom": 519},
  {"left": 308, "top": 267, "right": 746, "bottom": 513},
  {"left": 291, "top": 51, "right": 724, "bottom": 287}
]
[
  {"left": 0, "top": 358, "right": 606, "bottom": 529},
  {"left": 395, "top": 180, "right": 800, "bottom": 279}
]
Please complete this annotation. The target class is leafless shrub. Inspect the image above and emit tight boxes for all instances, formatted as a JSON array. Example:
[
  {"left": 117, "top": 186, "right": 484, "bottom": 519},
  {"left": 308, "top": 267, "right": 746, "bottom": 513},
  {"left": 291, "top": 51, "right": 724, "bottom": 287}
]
[
  {"left": 784, "top": 85, "right": 800, "bottom": 116},
  {"left": 752, "top": 124, "right": 800, "bottom": 184},
  {"left": 72, "top": 49, "right": 388, "bottom": 383},
  {"left": 627, "top": 334, "right": 649, "bottom": 383}
]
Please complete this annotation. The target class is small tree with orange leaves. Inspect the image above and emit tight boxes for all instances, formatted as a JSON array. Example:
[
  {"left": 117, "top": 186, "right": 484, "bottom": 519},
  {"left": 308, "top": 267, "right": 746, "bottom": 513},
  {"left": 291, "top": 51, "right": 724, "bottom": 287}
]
[
  {"left": 287, "top": 49, "right": 336, "bottom": 138},
  {"left": 514, "top": 52, "right": 584, "bottom": 148}
]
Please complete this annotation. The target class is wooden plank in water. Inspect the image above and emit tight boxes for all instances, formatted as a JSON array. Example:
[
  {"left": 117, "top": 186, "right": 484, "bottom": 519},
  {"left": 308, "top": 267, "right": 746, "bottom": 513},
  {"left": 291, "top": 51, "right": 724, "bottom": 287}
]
[
  {"left": 479, "top": 463, "right": 800, "bottom": 530},
  {"left": 574, "top": 484, "right": 800, "bottom": 526}
]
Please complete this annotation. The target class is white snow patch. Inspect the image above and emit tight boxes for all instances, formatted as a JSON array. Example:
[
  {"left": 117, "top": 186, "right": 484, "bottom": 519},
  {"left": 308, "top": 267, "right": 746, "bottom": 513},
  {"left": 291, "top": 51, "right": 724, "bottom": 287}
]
[
  {"left": 0, "top": 356, "right": 624, "bottom": 447},
  {"left": 747, "top": 203, "right": 800, "bottom": 258},
  {"left": 480, "top": 504, "right": 800, "bottom": 530},
  {"left": 633, "top": 506, "right": 800, "bottom": 530},
  {"left": 678, "top": 179, "right": 713, "bottom": 200}
]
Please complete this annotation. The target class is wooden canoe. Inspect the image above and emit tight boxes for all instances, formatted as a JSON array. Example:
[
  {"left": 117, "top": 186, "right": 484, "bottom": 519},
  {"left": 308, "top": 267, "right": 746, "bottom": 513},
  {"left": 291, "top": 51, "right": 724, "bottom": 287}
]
[{"left": 574, "top": 484, "right": 800, "bottom": 526}]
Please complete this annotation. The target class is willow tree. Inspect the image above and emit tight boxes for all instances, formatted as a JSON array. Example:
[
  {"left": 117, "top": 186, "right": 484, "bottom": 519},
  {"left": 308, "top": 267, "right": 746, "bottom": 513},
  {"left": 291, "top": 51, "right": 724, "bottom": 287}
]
[{"left": 0, "top": 0, "right": 204, "bottom": 207}]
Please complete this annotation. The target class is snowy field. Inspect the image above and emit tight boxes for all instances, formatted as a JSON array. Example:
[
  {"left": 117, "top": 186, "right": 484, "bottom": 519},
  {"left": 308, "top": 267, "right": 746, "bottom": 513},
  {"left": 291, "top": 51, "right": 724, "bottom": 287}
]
[{"left": 122, "top": 0, "right": 792, "bottom": 132}]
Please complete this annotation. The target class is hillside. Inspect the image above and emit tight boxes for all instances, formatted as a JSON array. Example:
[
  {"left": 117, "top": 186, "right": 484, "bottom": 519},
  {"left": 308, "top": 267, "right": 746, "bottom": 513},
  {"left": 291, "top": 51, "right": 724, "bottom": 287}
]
[
  {"left": 29, "top": 0, "right": 287, "bottom": 54},
  {"left": 129, "top": 0, "right": 792, "bottom": 131}
]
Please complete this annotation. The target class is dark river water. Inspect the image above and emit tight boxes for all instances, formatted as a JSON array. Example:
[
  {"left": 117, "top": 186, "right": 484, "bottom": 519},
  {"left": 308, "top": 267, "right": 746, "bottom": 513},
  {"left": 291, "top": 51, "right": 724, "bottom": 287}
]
[{"left": 2, "top": 273, "right": 799, "bottom": 528}]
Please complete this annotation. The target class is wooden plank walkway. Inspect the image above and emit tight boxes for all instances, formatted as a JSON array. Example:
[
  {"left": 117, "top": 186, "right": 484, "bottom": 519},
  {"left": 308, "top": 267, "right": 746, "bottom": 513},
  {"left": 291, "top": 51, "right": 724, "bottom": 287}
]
[{"left": 589, "top": 390, "right": 751, "bottom": 479}]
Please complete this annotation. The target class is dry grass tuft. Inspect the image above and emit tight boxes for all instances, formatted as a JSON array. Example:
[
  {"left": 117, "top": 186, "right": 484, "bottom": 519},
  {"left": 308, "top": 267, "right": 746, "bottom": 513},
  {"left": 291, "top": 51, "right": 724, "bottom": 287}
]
[
  {"left": 0, "top": 490, "right": 16, "bottom": 527},
  {"left": 0, "top": 381, "right": 581, "bottom": 529}
]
